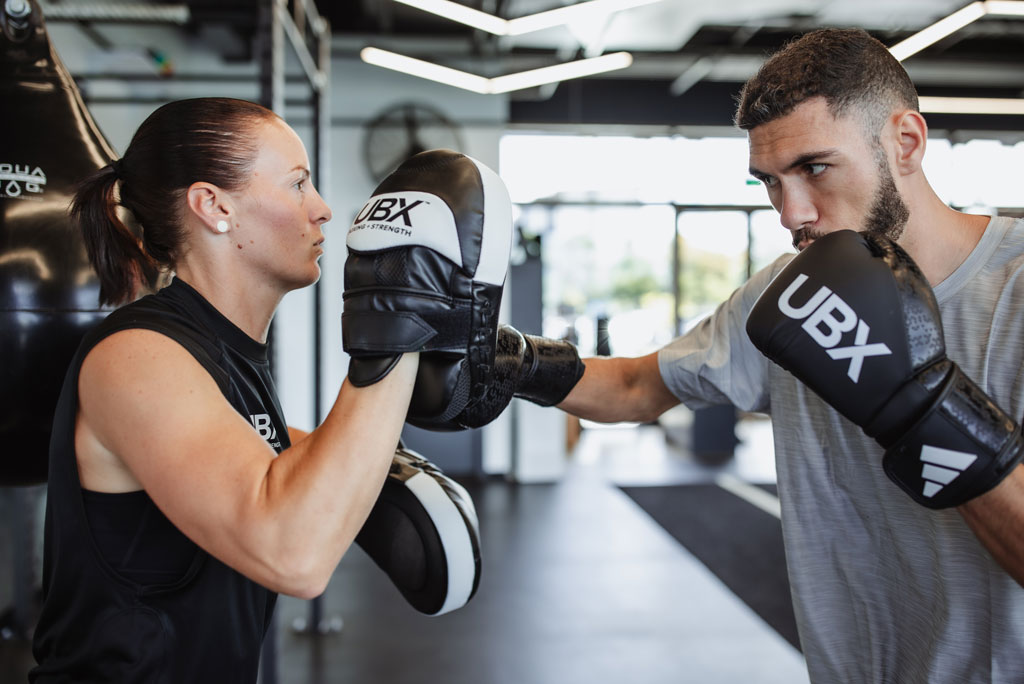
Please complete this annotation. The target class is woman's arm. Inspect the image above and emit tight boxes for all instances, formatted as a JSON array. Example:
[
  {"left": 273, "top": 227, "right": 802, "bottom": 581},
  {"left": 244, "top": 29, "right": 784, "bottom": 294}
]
[
  {"left": 75, "top": 329, "right": 416, "bottom": 598},
  {"left": 288, "top": 426, "right": 310, "bottom": 444}
]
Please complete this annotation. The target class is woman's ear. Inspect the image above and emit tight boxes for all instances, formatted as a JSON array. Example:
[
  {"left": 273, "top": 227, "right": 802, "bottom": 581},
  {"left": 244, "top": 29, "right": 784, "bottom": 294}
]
[
  {"left": 893, "top": 109, "right": 928, "bottom": 176},
  {"left": 185, "top": 182, "right": 233, "bottom": 234}
]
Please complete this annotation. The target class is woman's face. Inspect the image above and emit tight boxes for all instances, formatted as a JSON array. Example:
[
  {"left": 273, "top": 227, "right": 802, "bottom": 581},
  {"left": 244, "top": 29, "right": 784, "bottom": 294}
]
[{"left": 228, "top": 118, "right": 332, "bottom": 291}]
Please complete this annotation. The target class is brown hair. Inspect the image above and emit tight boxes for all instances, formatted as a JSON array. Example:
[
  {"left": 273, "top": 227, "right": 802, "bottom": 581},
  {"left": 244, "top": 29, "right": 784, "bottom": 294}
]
[
  {"left": 72, "top": 97, "right": 279, "bottom": 306},
  {"left": 734, "top": 28, "right": 919, "bottom": 139}
]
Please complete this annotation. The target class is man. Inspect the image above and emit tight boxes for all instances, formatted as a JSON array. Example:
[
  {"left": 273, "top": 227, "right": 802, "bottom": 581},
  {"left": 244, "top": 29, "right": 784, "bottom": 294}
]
[{"left": 556, "top": 28, "right": 1024, "bottom": 682}]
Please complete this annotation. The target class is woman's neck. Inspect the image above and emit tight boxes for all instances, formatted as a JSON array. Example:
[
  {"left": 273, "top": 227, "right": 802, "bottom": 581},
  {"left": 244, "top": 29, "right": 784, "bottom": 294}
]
[{"left": 171, "top": 263, "right": 282, "bottom": 343}]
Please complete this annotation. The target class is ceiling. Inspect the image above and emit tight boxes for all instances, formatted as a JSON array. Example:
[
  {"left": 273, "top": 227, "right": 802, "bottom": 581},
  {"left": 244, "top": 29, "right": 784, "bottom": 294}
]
[{"left": 322, "top": 0, "right": 1024, "bottom": 132}]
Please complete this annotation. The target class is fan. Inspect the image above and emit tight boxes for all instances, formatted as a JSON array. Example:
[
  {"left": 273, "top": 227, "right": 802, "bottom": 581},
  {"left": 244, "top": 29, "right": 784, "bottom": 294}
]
[{"left": 362, "top": 102, "right": 465, "bottom": 183}]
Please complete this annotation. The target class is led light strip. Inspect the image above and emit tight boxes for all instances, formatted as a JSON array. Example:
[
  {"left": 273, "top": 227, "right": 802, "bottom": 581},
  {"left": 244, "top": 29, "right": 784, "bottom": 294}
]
[
  {"left": 361, "top": 47, "right": 633, "bottom": 94},
  {"left": 490, "top": 52, "right": 633, "bottom": 93},
  {"left": 919, "top": 96, "right": 1024, "bottom": 115},
  {"left": 889, "top": 0, "right": 1024, "bottom": 61},
  {"left": 361, "top": 47, "right": 491, "bottom": 93},
  {"left": 394, "top": 0, "right": 664, "bottom": 36}
]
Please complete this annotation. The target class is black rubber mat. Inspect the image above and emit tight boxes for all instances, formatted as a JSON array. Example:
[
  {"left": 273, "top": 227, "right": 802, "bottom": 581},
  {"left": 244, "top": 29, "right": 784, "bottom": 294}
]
[{"left": 619, "top": 484, "right": 800, "bottom": 651}]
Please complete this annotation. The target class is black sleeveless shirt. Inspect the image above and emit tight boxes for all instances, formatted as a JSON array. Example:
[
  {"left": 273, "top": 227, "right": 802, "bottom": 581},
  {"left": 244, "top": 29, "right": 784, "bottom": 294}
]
[{"left": 30, "top": 278, "right": 287, "bottom": 683}]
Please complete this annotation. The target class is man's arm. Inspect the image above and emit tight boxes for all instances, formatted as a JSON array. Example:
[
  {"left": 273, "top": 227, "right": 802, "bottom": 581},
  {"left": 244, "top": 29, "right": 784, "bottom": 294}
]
[
  {"left": 959, "top": 465, "right": 1024, "bottom": 586},
  {"left": 558, "top": 352, "right": 680, "bottom": 424}
]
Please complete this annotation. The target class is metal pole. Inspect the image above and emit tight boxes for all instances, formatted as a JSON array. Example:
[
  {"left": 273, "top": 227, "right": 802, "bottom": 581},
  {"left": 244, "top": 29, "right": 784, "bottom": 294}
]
[
  {"left": 745, "top": 210, "right": 754, "bottom": 281},
  {"left": 257, "top": 3, "right": 283, "bottom": 681},
  {"left": 258, "top": 0, "right": 285, "bottom": 117},
  {"left": 306, "top": 9, "right": 332, "bottom": 640},
  {"left": 672, "top": 205, "right": 683, "bottom": 337}
]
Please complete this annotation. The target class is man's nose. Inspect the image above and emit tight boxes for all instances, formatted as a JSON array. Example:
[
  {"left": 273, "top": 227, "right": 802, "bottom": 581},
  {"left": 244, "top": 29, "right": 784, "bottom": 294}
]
[{"left": 777, "top": 184, "right": 817, "bottom": 232}]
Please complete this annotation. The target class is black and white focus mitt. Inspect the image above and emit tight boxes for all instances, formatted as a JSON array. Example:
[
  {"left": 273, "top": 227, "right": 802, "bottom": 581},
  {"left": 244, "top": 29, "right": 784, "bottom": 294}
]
[
  {"left": 343, "top": 149, "right": 512, "bottom": 430},
  {"left": 355, "top": 444, "right": 481, "bottom": 615}
]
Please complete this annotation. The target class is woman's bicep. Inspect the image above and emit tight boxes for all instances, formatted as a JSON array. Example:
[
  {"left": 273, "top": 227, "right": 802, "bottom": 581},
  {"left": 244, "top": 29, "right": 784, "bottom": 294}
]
[{"left": 77, "top": 330, "right": 278, "bottom": 569}]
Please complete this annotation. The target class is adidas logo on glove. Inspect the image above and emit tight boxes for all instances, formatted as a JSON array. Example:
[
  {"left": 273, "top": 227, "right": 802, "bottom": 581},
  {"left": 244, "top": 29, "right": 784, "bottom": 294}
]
[{"left": 919, "top": 445, "right": 977, "bottom": 499}]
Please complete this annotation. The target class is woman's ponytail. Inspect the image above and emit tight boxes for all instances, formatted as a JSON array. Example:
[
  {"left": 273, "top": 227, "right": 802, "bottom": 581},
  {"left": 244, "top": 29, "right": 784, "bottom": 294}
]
[{"left": 71, "top": 162, "right": 157, "bottom": 307}]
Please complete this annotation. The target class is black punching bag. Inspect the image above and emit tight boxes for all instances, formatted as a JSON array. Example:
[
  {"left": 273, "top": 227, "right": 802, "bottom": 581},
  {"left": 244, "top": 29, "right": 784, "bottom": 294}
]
[{"left": 0, "top": 0, "right": 113, "bottom": 485}]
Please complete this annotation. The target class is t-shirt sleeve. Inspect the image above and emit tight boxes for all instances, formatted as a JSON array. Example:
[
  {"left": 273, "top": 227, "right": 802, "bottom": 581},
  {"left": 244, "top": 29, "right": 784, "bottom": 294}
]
[{"left": 657, "top": 253, "right": 793, "bottom": 413}]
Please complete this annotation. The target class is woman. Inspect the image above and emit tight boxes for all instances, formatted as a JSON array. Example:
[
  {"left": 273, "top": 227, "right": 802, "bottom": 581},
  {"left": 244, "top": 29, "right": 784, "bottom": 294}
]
[{"left": 30, "top": 98, "right": 418, "bottom": 682}]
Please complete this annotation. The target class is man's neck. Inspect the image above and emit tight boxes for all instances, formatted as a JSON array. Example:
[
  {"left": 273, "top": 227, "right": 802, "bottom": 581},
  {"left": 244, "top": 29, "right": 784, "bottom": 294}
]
[{"left": 899, "top": 192, "right": 989, "bottom": 287}]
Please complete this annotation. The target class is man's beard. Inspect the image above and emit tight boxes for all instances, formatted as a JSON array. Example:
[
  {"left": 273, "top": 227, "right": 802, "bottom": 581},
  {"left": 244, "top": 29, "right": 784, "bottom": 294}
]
[
  {"left": 862, "top": 156, "right": 910, "bottom": 242},
  {"left": 791, "top": 157, "right": 910, "bottom": 250}
]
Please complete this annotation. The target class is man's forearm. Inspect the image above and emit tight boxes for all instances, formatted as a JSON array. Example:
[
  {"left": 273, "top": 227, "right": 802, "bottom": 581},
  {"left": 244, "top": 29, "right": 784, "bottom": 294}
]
[
  {"left": 959, "top": 464, "right": 1024, "bottom": 587},
  {"left": 558, "top": 353, "right": 678, "bottom": 424}
]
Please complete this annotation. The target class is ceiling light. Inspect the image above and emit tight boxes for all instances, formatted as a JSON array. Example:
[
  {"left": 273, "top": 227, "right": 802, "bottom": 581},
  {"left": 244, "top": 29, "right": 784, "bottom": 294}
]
[
  {"left": 360, "top": 47, "right": 633, "bottom": 94},
  {"left": 889, "top": 0, "right": 1024, "bottom": 61},
  {"left": 489, "top": 52, "right": 633, "bottom": 93},
  {"left": 985, "top": 0, "right": 1024, "bottom": 15},
  {"left": 919, "top": 96, "right": 1024, "bottom": 115},
  {"left": 360, "top": 47, "right": 490, "bottom": 93},
  {"left": 391, "top": 0, "right": 507, "bottom": 34},
  {"left": 394, "top": 0, "right": 663, "bottom": 37}
]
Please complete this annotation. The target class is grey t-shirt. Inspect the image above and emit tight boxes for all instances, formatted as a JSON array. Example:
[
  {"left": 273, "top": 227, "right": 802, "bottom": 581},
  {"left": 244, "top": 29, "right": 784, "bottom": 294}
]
[{"left": 659, "top": 217, "right": 1024, "bottom": 683}]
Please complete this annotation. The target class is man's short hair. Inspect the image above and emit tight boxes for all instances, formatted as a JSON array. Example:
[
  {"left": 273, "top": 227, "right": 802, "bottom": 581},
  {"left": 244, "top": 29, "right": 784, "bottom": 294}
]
[{"left": 734, "top": 28, "right": 919, "bottom": 137}]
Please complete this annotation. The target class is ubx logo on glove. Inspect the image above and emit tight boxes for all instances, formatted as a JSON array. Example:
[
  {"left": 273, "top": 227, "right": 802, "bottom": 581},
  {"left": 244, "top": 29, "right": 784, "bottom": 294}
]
[
  {"left": 353, "top": 196, "right": 424, "bottom": 227},
  {"left": 776, "top": 273, "right": 892, "bottom": 383}
]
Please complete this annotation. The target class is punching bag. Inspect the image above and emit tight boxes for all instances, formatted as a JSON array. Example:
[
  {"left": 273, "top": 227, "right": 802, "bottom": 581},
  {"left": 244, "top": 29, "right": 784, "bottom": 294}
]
[{"left": 0, "top": 0, "right": 114, "bottom": 485}]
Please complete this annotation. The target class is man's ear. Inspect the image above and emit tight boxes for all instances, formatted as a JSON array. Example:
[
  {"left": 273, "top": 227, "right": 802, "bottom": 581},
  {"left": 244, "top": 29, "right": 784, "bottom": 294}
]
[
  {"left": 893, "top": 109, "right": 928, "bottom": 176},
  {"left": 185, "top": 182, "right": 233, "bottom": 234}
]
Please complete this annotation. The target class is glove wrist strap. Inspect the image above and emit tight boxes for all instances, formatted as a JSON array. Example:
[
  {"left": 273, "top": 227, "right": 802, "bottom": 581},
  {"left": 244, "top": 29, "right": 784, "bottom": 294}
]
[
  {"left": 343, "top": 308, "right": 472, "bottom": 354},
  {"left": 516, "top": 335, "right": 585, "bottom": 407},
  {"left": 882, "top": 364, "right": 1023, "bottom": 509}
]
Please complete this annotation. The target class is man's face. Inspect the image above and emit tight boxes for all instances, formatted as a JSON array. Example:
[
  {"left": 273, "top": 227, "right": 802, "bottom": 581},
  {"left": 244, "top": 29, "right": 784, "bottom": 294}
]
[{"left": 747, "top": 97, "right": 909, "bottom": 251}]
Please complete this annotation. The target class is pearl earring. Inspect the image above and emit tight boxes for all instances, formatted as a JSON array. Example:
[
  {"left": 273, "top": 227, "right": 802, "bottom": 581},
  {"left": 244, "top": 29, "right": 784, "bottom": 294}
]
[{"left": 216, "top": 220, "right": 230, "bottom": 233}]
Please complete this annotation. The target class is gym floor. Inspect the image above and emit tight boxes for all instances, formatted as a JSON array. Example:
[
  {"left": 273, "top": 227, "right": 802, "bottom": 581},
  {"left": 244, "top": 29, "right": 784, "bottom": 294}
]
[{"left": 0, "top": 415, "right": 808, "bottom": 683}]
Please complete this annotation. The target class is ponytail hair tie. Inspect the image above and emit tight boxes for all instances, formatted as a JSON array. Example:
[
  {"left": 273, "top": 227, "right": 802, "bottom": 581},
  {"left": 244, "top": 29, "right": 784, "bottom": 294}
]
[{"left": 110, "top": 158, "right": 124, "bottom": 179}]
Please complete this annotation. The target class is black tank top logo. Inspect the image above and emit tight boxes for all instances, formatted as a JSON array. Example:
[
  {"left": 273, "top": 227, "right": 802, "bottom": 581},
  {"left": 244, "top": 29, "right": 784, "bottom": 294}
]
[{"left": 249, "top": 412, "right": 281, "bottom": 450}]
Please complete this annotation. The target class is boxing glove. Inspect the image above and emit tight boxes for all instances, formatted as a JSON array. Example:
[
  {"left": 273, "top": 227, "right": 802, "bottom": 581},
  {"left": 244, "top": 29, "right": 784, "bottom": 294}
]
[
  {"left": 355, "top": 444, "right": 481, "bottom": 616},
  {"left": 343, "top": 150, "right": 512, "bottom": 434},
  {"left": 410, "top": 324, "right": 585, "bottom": 430},
  {"left": 745, "top": 230, "right": 1022, "bottom": 509}
]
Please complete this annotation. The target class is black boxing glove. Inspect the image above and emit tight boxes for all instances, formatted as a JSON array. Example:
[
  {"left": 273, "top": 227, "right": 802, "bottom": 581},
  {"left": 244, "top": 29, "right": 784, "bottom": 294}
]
[
  {"left": 411, "top": 324, "right": 585, "bottom": 430},
  {"left": 343, "top": 150, "right": 512, "bottom": 431},
  {"left": 746, "top": 230, "right": 1022, "bottom": 509}
]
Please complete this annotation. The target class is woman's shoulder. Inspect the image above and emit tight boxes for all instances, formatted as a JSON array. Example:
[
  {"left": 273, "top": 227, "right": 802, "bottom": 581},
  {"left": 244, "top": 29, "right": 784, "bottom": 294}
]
[{"left": 82, "top": 286, "right": 229, "bottom": 391}]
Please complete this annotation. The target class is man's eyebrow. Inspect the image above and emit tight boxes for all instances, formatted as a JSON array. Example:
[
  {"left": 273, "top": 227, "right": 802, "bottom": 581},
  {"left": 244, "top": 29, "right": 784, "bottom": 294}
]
[{"left": 749, "top": 149, "right": 841, "bottom": 178}]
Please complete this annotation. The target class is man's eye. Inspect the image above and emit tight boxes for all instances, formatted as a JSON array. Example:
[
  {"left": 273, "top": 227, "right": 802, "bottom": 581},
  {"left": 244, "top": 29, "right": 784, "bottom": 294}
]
[
  {"left": 807, "top": 163, "right": 827, "bottom": 176},
  {"left": 759, "top": 175, "right": 778, "bottom": 188}
]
